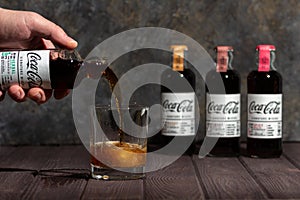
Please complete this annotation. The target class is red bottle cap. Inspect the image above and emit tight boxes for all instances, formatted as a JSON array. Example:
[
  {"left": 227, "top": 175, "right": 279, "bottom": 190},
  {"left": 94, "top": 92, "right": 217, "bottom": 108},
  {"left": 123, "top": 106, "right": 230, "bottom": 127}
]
[
  {"left": 216, "top": 46, "right": 233, "bottom": 72},
  {"left": 256, "top": 45, "right": 275, "bottom": 72},
  {"left": 256, "top": 45, "right": 276, "bottom": 51}
]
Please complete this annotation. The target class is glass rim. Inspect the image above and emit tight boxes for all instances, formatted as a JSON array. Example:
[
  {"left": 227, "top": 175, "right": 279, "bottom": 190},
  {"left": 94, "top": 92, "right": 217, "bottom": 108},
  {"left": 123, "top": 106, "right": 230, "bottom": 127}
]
[{"left": 92, "top": 104, "right": 149, "bottom": 111}]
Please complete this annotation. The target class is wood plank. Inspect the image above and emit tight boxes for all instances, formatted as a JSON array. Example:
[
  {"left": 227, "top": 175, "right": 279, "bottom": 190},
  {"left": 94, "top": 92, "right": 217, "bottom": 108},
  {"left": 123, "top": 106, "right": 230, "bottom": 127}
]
[
  {"left": 145, "top": 156, "right": 205, "bottom": 199},
  {"left": 0, "top": 172, "right": 35, "bottom": 199},
  {"left": 0, "top": 146, "right": 56, "bottom": 170},
  {"left": 82, "top": 179, "right": 144, "bottom": 199},
  {"left": 40, "top": 145, "right": 90, "bottom": 170},
  {"left": 19, "top": 145, "right": 90, "bottom": 199},
  {"left": 38, "top": 145, "right": 90, "bottom": 180},
  {"left": 193, "top": 156, "right": 267, "bottom": 199},
  {"left": 283, "top": 143, "right": 300, "bottom": 168},
  {"left": 22, "top": 175, "right": 87, "bottom": 199},
  {"left": 0, "top": 146, "right": 18, "bottom": 163},
  {"left": 0, "top": 145, "right": 90, "bottom": 171},
  {"left": 240, "top": 155, "right": 300, "bottom": 199}
]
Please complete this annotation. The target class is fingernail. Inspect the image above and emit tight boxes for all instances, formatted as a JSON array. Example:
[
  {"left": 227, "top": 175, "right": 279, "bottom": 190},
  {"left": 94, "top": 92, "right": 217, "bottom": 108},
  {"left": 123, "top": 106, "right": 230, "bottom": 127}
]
[
  {"left": 13, "top": 90, "right": 23, "bottom": 100},
  {"left": 34, "top": 92, "right": 42, "bottom": 101},
  {"left": 69, "top": 39, "right": 78, "bottom": 47},
  {"left": 30, "top": 92, "right": 43, "bottom": 104}
]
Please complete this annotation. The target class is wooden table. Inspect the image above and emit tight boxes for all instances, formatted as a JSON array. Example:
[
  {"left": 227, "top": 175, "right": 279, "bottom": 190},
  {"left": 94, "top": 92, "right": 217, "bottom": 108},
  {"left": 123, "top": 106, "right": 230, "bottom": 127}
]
[{"left": 0, "top": 143, "right": 300, "bottom": 199}]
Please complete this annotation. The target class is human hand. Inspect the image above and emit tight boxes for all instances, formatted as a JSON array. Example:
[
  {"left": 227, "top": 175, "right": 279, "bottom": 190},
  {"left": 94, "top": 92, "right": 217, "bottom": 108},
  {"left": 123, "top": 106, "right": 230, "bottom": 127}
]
[{"left": 0, "top": 8, "right": 78, "bottom": 104}]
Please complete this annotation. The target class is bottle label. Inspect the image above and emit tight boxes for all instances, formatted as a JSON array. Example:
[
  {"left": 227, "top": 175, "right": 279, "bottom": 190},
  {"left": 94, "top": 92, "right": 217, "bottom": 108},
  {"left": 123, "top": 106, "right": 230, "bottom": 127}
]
[
  {"left": 206, "top": 94, "right": 240, "bottom": 137},
  {"left": 247, "top": 94, "right": 282, "bottom": 138},
  {"left": 161, "top": 92, "right": 195, "bottom": 136},
  {"left": 0, "top": 50, "right": 51, "bottom": 89}
]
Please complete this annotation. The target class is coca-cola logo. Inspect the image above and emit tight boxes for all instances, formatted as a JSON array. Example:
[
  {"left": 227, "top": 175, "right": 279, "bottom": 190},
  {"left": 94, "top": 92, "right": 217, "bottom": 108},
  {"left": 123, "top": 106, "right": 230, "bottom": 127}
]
[
  {"left": 207, "top": 101, "right": 239, "bottom": 114},
  {"left": 249, "top": 101, "right": 280, "bottom": 114},
  {"left": 163, "top": 99, "right": 193, "bottom": 112},
  {"left": 26, "top": 52, "right": 43, "bottom": 87}
]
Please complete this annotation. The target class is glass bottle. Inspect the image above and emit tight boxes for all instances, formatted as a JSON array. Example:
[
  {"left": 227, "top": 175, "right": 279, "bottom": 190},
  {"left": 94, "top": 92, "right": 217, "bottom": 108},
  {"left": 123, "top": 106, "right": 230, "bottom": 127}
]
[
  {"left": 0, "top": 49, "right": 82, "bottom": 89},
  {"left": 247, "top": 44, "right": 283, "bottom": 158},
  {"left": 160, "top": 45, "right": 196, "bottom": 155},
  {"left": 205, "top": 46, "right": 241, "bottom": 156}
]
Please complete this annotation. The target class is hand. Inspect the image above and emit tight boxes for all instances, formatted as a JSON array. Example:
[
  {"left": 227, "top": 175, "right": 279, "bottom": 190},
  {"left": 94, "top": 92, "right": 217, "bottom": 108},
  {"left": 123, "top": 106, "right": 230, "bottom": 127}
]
[{"left": 0, "top": 8, "right": 78, "bottom": 104}]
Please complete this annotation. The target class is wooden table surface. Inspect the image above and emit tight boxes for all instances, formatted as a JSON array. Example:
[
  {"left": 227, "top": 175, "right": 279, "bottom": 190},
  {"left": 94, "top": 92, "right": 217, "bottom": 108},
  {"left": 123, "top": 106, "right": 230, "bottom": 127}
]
[{"left": 0, "top": 143, "right": 300, "bottom": 199}]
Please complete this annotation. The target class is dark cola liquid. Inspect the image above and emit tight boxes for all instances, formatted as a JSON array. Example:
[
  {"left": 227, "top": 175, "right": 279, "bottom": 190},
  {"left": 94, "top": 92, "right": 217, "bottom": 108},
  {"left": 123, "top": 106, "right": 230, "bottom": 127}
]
[
  {"left": 50, "top": 57, "right": 126, "bottom": 144},
  {"left": 205, "top": 69, "right": 240, "bottom": 156},
  {"left": 102, "top": 67, "right": 124, "bottom": 144},
  {"left": 247, "top": 70, "right": 282, "bottom": 158},
  {"left": 159, "top": 68, "right": 196, "bottom": 155},
  {"left": 50, "top": 57, "right": 82, "bottom": 89}
]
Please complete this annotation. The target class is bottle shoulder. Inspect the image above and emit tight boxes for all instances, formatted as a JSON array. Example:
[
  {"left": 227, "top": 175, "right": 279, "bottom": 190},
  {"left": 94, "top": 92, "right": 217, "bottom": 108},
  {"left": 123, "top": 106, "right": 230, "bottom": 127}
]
[
  {"left": 163, "top": 68, "right": 195, "bottom": 79},
  {"left": 161, "top": 68, "right": 196, "bottom": 92},
  {"left": 247, "top": 70, "right": 282, "bottom": 80},
  {"left": 206, "top": 69, "right": 240, "bottom": 80},
  {"left": 247, "top": 70, "right": 282, "bottom": 93},
  {"left": 205, "top": 69, "right": 240, "bottom": 94}
]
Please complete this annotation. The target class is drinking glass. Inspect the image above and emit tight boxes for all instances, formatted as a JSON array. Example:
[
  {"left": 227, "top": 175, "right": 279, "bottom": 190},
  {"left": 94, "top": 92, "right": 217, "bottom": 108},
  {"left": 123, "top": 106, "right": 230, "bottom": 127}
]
[{"left": 90, "top": 104, "right": 149, "bottom": 180}]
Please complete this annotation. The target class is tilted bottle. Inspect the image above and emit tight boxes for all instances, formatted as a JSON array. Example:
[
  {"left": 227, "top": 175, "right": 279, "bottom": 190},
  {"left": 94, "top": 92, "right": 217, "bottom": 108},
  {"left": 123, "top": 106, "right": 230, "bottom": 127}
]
[
  {"left": 160, "top": 45, "right": 196, "bottom": 155},
  {"left": 247, "top": 45, "right": 283, "bottom": 158},
  {"left": 0, "top": 49, "right": 82, "bottom": 90},
  {"left": 205, "top": 46, "right": 241, "bottom": 156}
]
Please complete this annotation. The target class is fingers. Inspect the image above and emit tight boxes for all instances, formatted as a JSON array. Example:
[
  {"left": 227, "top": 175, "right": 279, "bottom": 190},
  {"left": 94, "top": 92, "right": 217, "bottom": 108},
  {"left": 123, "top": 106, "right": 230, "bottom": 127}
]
[
  {"left": 27, "top": 88, "right": 51, "bottom": 104},
  {"left": 42, "top": 38, "right": 56, "bottom": 49},
  {"left": 6, "top": 85, "right": 69, "bottom": 103},
  {"left": 7, "top": 85, "right": 26, "bottom": 102},
  {"left": 26, "top": 89, "right": 69, "bottom": 102},
  {"left": 28, "top": 89, "right": 69, "bottom": 102},
  {"left": 7, "top": 86, "right": 53, "bottom": 104},
  {"left": 0, "top": 10, "right": 75, "bottom": 104},
  {"left": 25, "top": 12, "right": 78, "bottom": 49}
]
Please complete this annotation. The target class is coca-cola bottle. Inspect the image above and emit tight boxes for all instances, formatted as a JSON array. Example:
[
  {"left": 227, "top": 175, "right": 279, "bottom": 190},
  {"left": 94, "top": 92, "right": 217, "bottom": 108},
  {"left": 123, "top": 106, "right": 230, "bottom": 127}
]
[
  {"left": 247, "top": 45, "right": 283, "bottom": 158},
  {"left": 0, "top": 49, "right": 82, "bottom": 90},
  {"left": 160, "top": 45, "right": 196, "bottom": 155},
  {"left": 205, "top": 46, "right": 241, "bottom": 156}
]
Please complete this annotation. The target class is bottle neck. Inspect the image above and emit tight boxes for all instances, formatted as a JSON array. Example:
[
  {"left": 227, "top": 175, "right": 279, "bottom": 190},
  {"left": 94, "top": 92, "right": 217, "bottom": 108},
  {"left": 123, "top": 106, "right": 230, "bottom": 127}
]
[
  {"left": 256, "top": 50, "right": 276, "bottom": 72},
  {"left": 216, "top": 50, "right": 233, "bottom": 72}
]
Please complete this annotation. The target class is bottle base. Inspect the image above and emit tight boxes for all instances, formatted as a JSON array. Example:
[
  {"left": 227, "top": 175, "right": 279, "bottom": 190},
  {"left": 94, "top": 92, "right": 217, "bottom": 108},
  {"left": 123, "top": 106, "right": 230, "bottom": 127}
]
[
  {"left": 206, "top": 137, "right": 240, "bottom": 157},
  {"left": 91, "top": 164, "right": 145, "bottom": 180},
  {"left": 247, "top": 138, "right": 282, "bottom": 158},
  {"left": 247, "top": 152, "right": 282, "bottom": 159},
  {"left": 208, "top": 152, "right": 239, "bottom": 157}
]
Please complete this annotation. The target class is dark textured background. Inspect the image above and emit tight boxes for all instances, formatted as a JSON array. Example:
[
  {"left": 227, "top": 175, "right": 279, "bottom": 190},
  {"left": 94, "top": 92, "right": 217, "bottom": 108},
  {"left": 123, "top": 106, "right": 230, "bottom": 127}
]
[{"left": 0, "top": 0, "right": 299, "bottom": 144}]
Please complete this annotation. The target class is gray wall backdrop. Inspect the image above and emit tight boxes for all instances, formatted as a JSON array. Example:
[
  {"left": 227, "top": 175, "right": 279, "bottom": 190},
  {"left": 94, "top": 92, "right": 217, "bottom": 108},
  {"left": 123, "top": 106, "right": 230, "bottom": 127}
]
[{"left": 0, "top": 0, "right": 299, "bottom": 145}]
